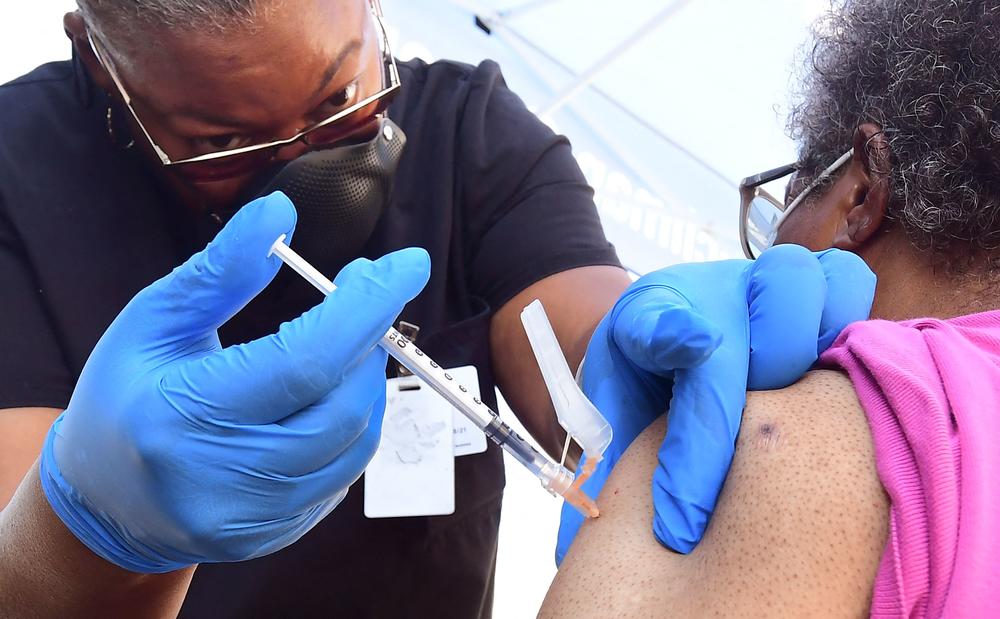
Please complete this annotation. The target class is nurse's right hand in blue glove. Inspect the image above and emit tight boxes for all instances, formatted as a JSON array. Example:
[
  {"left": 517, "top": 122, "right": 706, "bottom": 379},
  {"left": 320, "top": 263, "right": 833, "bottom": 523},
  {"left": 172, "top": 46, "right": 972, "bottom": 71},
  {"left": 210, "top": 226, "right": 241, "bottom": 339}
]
[
  {"left": 556, "top": 245, "right": 875, "bottom": 563},
  {"left": 39, "top": 191, "right": 431, "bottom": 574}
]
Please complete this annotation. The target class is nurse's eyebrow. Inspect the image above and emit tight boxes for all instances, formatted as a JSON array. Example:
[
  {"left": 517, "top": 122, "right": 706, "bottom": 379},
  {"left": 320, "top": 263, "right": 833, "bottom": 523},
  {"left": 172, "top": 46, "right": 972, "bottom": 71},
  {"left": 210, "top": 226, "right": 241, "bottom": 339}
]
[
  {"left": 167, "top": 39, "right": 365, "bottom": 130},
  {"left": 310, "top": 39, "right": 364, "bottom": 100}
]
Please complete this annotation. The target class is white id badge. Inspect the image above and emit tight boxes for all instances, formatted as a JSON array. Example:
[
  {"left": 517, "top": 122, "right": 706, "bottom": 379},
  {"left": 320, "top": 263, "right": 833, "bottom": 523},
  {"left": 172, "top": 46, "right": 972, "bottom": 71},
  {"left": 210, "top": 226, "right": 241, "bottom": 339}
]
[
  {"left": 448, "top": 366, "right": 488, "bottom": 457},
  {"left": 364, "top": 375, "right": 456, "bottom": 518}
]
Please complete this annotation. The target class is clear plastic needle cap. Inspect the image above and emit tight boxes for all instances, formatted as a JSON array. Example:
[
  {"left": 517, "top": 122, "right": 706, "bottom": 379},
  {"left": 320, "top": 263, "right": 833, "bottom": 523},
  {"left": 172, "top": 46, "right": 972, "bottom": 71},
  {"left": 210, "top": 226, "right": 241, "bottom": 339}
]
[{"left": 520, "top": 300, "right": 612, "bottom": 460}]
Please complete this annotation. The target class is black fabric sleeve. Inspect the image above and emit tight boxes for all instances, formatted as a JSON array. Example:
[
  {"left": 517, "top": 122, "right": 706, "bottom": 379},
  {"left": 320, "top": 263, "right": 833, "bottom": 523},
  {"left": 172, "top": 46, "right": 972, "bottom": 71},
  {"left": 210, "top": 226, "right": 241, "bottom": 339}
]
[
  {"left": 0, "top": 194, "right": 74, "bottom": 410},
  {"left": 458, "top": 61, "right": 621, "bottom": 311}
]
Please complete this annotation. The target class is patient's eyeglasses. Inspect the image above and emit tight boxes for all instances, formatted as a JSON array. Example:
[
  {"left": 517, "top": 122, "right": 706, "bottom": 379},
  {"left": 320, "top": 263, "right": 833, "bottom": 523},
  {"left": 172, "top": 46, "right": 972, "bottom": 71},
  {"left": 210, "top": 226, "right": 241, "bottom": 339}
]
[
  {"left": 87, "top": 0, "right": 400, "bottom": 182},
  {"left": 738, "top": 149, "right": 854, "bottom": 259}
]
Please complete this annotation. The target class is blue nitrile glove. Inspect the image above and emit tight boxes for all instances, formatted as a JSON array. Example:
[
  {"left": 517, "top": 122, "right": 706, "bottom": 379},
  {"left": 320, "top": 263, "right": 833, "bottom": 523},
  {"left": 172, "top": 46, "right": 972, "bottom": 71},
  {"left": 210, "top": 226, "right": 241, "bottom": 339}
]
[
  {"left": 556, "top": 245, "right": 875, "bottom": 563},
  {"left": 39, "top": 191, "right": 431, "bottom": 574}
]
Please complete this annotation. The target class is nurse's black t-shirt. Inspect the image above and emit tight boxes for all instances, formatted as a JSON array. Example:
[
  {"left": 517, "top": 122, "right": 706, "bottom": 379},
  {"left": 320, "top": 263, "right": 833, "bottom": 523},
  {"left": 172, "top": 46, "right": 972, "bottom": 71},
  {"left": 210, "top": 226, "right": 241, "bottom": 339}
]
[{"left": 0, "top": 53, "right": 619, "bottom": 618}]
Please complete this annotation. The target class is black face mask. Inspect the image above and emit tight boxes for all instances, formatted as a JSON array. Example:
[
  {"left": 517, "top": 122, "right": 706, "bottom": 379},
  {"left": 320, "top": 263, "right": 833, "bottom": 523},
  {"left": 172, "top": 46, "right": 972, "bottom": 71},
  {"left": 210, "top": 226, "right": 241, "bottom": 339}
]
[
  {"left": 220, "top": 117, "right": 407, "bottom": 343},
  {"left": 252, "top": 117, "right": 407, "bottom": 270}
]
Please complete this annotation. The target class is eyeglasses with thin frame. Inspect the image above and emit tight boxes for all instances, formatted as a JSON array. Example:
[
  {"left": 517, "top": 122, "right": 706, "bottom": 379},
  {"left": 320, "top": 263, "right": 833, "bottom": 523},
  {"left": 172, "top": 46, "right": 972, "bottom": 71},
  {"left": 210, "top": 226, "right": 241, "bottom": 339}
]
[
  {"left": 87, "top": 0, "right": 401, "bottom": 181},
  {"left": 738, "top": 149, "right": 854, "bottom": 259}
]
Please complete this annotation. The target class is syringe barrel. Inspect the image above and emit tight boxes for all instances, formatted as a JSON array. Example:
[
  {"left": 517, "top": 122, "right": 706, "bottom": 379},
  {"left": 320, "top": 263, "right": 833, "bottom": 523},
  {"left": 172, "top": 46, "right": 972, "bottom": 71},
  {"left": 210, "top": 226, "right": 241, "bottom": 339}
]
[
  {"left": 383, "top": 329, "right": 497, "bottom": 428},
  {"left": 482, "top": 417, "right": 574, "bottom": 495},
  {"left": 384, "top": 329, "right": 573, "bottom": 493},
  {"left": 268, "top": 239, "right": 575, "bottom": 496}
]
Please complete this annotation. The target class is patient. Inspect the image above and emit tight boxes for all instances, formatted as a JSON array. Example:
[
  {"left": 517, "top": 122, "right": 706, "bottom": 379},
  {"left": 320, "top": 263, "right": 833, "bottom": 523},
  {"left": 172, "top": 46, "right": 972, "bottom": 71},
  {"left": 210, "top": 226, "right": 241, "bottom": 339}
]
[{"left": 542, "top": 0, "right": 1000, "bottom": 616}]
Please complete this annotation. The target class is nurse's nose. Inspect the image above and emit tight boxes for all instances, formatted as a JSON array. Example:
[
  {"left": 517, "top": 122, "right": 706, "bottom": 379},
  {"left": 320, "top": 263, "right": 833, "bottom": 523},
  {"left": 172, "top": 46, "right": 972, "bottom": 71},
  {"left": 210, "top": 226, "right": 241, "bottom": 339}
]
[{"left": 273, "top": 138, "right": 311, "bottom": 162}]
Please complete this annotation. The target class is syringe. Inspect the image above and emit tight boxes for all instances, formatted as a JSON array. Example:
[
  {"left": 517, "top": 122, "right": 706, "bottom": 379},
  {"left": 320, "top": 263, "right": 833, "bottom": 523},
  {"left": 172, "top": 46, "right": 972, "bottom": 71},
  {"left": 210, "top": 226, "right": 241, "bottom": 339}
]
[{"left": 268, "top": 237, "right": 598, "bottom": 517}]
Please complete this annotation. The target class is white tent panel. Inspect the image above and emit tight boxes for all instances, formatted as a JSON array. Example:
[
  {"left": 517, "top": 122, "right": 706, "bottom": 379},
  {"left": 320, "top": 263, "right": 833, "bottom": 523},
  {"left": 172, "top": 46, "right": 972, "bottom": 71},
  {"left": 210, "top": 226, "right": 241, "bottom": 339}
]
[{"left": 385, "top": 0, "right": 826, "bottom": 274}]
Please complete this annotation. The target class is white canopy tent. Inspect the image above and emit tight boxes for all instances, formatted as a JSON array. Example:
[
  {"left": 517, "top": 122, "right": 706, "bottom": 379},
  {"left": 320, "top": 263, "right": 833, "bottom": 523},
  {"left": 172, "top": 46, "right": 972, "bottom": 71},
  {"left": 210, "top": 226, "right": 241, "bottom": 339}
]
[{"left": 383, "top": 0, "right": 827, "bottom": 275}]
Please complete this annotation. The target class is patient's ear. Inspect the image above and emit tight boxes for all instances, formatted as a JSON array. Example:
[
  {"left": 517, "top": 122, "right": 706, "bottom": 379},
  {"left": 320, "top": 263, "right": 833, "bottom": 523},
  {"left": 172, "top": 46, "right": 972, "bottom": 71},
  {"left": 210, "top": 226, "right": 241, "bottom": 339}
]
[{"left": 832, "top": 123, "right": 891, "bottom": 251}]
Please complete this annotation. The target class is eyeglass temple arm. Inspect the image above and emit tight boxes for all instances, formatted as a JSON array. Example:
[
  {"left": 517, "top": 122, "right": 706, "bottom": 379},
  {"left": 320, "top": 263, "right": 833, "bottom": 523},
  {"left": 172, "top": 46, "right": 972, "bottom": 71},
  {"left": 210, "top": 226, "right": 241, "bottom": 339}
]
[
  {"left": 740, "top": 163, "right": 797, "bottom": 189},
  {"left": 86, "top": 30, "right": 173, "bottom": 165}
]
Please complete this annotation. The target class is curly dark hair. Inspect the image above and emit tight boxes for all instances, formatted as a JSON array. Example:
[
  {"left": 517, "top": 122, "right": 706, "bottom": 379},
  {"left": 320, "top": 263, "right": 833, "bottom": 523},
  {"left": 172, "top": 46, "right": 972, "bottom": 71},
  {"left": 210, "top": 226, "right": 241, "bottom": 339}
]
[{"left": 788, "top": 0, "right": 1000, "bottom": 261}]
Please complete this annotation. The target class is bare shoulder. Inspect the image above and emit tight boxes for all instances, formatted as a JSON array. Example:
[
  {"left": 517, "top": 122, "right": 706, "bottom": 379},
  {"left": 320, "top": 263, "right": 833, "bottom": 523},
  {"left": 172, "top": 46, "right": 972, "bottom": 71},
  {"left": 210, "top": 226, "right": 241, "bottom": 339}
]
[{"left": 541, "top": 371, "right": 889, "bottom": 618}]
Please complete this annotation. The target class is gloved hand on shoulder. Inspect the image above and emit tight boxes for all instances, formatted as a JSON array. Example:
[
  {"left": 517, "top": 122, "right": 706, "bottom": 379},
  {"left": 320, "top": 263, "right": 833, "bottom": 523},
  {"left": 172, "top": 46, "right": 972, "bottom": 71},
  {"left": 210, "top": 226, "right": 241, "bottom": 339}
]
[{"left": 557, "top": 245, "right": 875, "bottom": 563}]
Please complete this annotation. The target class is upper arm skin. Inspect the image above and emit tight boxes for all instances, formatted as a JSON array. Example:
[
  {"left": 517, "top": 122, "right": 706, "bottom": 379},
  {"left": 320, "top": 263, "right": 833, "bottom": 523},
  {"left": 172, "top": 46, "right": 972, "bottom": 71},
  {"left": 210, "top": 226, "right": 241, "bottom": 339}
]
[
  {"left": 0, "top": 407, "right": 61, "bottom": 508},
  {"left": 490, "top": 265, "right": 630, "bottom": 459},
  {"left": 541, "top": 371, "right": 890, "bottom": 618}
]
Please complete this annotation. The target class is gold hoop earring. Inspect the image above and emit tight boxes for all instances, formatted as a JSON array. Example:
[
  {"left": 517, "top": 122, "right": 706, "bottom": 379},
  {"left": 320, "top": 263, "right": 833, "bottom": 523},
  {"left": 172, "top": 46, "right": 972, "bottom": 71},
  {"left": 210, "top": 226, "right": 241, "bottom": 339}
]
[{"left": 106, "top": 103, "right": 135, "bottom": 151}]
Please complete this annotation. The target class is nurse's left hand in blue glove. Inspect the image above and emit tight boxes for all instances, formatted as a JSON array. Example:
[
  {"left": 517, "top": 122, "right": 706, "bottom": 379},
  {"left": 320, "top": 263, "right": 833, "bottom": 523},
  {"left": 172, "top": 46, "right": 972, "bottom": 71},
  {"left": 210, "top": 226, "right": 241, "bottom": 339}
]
[{"left": 556, "top": 245, "right": 875, "bottom": 563}]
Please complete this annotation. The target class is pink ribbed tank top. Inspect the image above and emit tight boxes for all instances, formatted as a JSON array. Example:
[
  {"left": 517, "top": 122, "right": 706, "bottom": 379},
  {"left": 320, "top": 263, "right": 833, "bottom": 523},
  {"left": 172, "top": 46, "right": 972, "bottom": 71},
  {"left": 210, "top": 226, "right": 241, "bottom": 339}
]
[{"left": 820, "top": 310, "right": 1000, "bottom": 618}]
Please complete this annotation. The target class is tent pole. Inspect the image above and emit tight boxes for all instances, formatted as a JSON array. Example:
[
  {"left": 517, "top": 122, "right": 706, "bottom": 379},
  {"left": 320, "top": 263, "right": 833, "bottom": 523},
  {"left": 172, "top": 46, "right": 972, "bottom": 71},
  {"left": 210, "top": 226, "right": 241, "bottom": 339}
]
[
  {"left": 497, "top": 0, "right": 563, "bottom": 19},
  {"left": 535, "top": 0, "right": 694, "bottom": 117}
]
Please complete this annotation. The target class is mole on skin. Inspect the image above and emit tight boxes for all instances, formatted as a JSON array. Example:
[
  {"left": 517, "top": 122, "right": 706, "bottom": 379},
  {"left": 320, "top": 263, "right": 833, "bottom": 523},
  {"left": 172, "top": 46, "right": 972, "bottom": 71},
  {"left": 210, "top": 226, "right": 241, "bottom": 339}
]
[{"left": 756, "top": 421, "right": 781, "bottom": 449}]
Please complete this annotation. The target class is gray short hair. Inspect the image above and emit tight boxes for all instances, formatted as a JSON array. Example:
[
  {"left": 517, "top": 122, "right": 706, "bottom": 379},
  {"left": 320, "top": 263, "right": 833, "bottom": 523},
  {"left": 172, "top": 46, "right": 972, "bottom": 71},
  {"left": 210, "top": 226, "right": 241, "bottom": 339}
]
[
  {"left": 77, "top": 0, "right": 266, "bottom": 39},
  {"left": 789, "top": 0, "right": 1000, "bottom": 264}
]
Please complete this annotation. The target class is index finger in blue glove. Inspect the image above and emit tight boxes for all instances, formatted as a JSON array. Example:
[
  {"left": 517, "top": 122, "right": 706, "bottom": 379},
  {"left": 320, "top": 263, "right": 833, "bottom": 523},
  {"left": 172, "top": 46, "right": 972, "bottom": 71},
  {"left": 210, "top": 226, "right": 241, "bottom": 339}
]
[
  {"left": 652, "top": 336, "right": 749, "bottom": 553},
  {"left": 116, "top": 191, "right": 297, "bottom": 350},
  {"left": 164, "top": 247, "right": 431, "bottom": 425}
]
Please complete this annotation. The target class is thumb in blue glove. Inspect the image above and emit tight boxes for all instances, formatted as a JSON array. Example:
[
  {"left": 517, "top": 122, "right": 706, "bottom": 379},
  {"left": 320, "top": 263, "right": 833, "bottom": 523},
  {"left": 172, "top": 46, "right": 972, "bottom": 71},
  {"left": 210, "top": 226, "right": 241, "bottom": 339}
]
[
  {"left": 556, "top": 245, "right": 875, "bottom": 563},
  {"left": 40, "top": 191, "right": 431, "bottom": 573}
]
